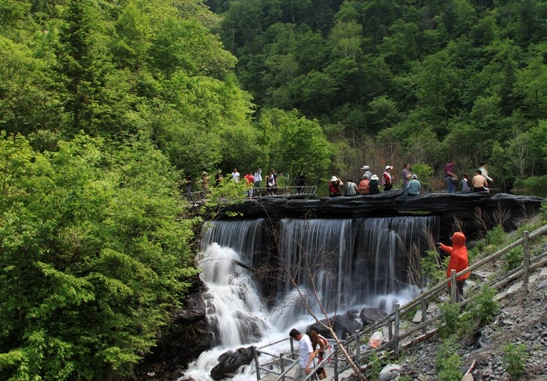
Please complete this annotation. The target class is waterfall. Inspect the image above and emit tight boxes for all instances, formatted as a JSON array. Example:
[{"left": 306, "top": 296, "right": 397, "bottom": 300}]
[{"left": 185, "top": 216, "right": 438, "bottom": 380}]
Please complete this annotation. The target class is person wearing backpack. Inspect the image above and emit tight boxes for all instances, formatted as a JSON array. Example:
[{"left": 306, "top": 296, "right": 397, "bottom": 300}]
[
  {"left": 358, "top": 174, "right": 371, "bottom": 195},
  {"left": 328, "top": 176, "right": 343, "bottom": 197},
  {"left": 344, "top": 179, "right": 358, "bottom": 196}
]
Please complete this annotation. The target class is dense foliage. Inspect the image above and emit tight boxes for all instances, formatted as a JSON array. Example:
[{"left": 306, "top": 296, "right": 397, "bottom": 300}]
[
  {"left": 213, "top": 0, "right": 547, "bottom": 185},
  {"left": 2, "top": 0, "right": 547, "bottom": 377}
]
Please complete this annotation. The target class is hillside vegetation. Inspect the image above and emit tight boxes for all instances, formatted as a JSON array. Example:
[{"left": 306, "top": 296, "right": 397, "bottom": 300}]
[{"left": 1, "top": 0, "right": 547, "bottom": 379}]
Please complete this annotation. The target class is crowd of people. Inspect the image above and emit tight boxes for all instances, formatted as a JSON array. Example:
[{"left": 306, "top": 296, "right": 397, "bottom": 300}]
[
  {"left": 184, "top": 160, "right": 493, "bottom": 200},
  {"left": 328, "top": 160, "right": 493, "bottom": 198}
]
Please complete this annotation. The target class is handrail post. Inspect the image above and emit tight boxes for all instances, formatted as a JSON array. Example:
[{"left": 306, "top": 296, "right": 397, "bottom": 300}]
[
  {"left": 450, "top": 270, "right": 457, "bottom": 303},
  {"left": 333, "top": 344, "right": 339, "bottom": 381},
  {"left": 421, "top": 294, "right": 427, "bottom": 334},
  {"left": 394, "top": 303, "right": 400, "bottom": 357},
  {"left": 388, "top": 318, "right": 393, "bottom": 340},
  {"left": 355, "top": 330, "right": 360, "bottom": 368},
  {"left": 290, "top": 338, "right": 295, "bottom": 358},
  {"left": 254, "top": 349, "right": 261, "bottom": 380},
  {"left": 279, "top": 353, "right": 285, "bottom": 381},
  {"left": 523, "top": 230, "right": 530, "bottom": 287}
]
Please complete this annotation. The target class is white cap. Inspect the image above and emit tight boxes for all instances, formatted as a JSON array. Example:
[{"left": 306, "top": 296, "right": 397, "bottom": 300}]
[
  {"left": 385, "top": 165, "right": 393, "bottom": 170},
  {"left": 361, "top": 165, "right": 370, "bottom": 170},
  {"left": 371, "top": 174, "right": 379, "bottom": 180},
  {"left": 331, "top": 176, "right": 338, "bottom": 181},
  {"left": 411, "top": 174, "right": 418, "bottom": 179}
]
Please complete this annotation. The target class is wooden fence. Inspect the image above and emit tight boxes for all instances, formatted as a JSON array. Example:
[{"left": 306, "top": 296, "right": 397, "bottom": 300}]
[{"left": 253, "top": 223, "right": 547, "bottom": 381}]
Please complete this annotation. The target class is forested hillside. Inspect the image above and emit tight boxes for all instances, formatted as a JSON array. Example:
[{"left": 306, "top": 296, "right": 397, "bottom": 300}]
[
  {"left": 212, "top": 0, "right": 547, "bottom": 186},
  {"left": 1, "top": 0, "right": 547, "bottom": 378}
]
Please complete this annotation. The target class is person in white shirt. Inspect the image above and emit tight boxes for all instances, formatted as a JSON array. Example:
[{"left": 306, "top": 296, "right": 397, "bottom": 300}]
[
  {"left": 231, "top": 167, "right": 240, "bottom": 182},
  {"left": 289, "top": 328, "right": 316, "bottom": 381},
  {"left": 478, "top": 162, "right": 493, "bottom": 184},
  {"left": 253, "top": 168, "right": 262, "bottom": 187}
]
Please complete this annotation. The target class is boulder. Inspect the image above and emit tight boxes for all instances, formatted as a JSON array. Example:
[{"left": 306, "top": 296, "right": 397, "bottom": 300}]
[
  {"left": 309, "top": 309, "right": 363, "bottom": 340},
  {"left": 210, "top": 346, "right": 256, "bottom": 380},
  {"left": 360, "top": 307, "right": 388, "bottom": 326}
]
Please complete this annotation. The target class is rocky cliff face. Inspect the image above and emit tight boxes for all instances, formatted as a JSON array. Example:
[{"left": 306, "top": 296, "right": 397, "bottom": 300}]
[{"left": 223, "top": 192, "right": 546, "bottom": 242}]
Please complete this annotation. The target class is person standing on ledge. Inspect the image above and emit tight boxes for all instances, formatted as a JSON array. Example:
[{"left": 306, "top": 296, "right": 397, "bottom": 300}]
[
  {"left": 382, "top": 165, "right": 393, "bottom": 191},
  {"left": 401, "top": 163, "right": 412, "bottom": 193},
  {"left": 437, "top": 232, "right": 470, "bottom": 302},
  {"left": 478, "top": 161, "right": 494, "bottom": 185},
  {"left": 445, "top": 160, "right": 458, "bottom": 193},
  {"left": 289, "top": 329, "right": 316, "bottom": 381}
]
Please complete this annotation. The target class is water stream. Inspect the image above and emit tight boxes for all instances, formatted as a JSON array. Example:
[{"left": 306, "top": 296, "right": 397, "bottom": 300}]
[{"left": 183, "top": 216, "right": 438, "bottom": 380}]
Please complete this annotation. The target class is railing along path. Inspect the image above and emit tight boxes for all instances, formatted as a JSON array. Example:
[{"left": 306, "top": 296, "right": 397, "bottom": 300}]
[
  {"left": 185, "top": 186, "right": 318, "bottom": 203},
  {"left": 253, "top": 223, "right": 547, "bottom": 381}
]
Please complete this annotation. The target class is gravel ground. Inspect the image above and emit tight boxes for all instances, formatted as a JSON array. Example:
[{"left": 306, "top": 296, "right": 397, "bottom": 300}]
[{"left": 394, "top": 267, "right": 547, "bottom": 381}]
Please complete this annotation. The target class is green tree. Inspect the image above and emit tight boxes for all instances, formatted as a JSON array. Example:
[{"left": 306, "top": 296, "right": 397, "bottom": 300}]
[{"left": 0, "top": 132, "right": 196, "bottom": 380}]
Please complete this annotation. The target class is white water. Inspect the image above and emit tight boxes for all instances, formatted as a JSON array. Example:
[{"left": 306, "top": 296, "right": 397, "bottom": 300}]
[{"left": 182, "top": 217, "right": 437, "bottom": 380}]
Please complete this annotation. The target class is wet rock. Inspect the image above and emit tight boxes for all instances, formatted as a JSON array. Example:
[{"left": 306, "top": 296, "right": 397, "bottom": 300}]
[
  {"left": 210, "top": 346, "right": 256, "bottom": 380},
  {"left": 360, "top": 307, "right": 388, "bottom": 326}
]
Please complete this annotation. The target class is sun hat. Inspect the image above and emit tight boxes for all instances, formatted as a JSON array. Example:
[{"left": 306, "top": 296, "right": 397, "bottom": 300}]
[
  {"left": 361, "top": 165, "right": 370, "bottom": 170},
  {"left": 202, "top": 171, "right": 208, "bottom": 175},
  {"left": 371, "top": 174, "right": 379, "bottom": 180},
  {"left": 331, "top": 176, "right": 338, "bottom": 181},
  {"left": 385, "top": 165, "right": 393, "bottom": 170},
  {"left": 411, "top": 174, "right": 418, "bottom": 179}
]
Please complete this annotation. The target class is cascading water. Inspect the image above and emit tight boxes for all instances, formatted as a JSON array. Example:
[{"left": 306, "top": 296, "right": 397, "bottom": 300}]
[{"left": 183, "top": 216, "right": 438, "bottom": 380}]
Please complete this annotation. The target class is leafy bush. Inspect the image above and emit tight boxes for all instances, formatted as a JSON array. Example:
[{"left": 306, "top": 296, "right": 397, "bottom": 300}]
[
  {"left": 365, "top": 350, "right": 383, "bottom": 380},
  {"left": 436, "top": 337, "right": 463, "bottom": 381},
  {"left": 421, "top": 250, "right": 445, "bottom": 286},
  {"left": 503, "top": 247, "right": 523, "bottom": 271},
  {"left": 503, "top": 343, "right": 529, "bottom": 379},
  {"left": 438, "top": 302, "right": 473, "bottom": 338},
  {"left": 465, "top": 285, "right": 500, "bottom": 324},
  {"left": 0, "top": 134, "right": 197, "bottom": 380},
  {"left": 486, "top": 225, "right": 506, "bottom": 246},
  {"left": 513, "top": 175, "right": 547, "bottom": 194}
]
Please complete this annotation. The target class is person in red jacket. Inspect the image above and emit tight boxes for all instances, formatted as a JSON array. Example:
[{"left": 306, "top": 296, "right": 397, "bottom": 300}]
[{"left": 438, "top": 232, "right": 470, "bottom": 302}]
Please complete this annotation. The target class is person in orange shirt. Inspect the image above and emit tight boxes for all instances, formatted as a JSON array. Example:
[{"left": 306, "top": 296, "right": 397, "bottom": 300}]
[{"left": 438, "top": 232, "right": 470, "bottom": 302}]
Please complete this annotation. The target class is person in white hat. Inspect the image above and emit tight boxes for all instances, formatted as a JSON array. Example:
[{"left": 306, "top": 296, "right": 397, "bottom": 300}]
[
  {"left": 370, "top": 174, "right": 381, "bottom": 194},
  {"left": 361, "top": 165, "right": 372, "bottom": 180},
  {"left": 328, "top": 176, "right": 343, "bottom": 197},
  {"left": 408, "top": 174, "right": 421, "bottom": 196},
  {"left": 382, "top": 165, "right": 393, "bottom": 191}
]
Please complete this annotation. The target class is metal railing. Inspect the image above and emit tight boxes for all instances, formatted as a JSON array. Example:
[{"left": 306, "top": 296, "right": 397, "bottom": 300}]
[
  {"left": 253, "top": 223, "right": 547, "bottom": 381},
  {"left": 184, "top": 186, "right": 318, "bottom": 203}
]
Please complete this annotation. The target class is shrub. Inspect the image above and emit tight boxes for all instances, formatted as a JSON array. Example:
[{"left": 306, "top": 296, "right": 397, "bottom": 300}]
[
  {"left": 486, "top": 225, "right": 506, "bottom": 246},
  {"left": 503, "top": 343, "right": 529, "bottom": 379},
  {"left": 436, "top": 337, "right": 463, "bottom": 381},
  {"left": 465, "top": 285, "right": 500, "bottom": 324},
  {"left": 503, "top": 247, "right": 523, "bottom": 271},
  {"left": 421, "top": 250, "right": 445, "bottom": 286}
]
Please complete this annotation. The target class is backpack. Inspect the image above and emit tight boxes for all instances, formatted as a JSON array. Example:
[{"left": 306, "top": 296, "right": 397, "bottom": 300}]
[
  {"left": 345, "top": 182, "right": 357, "bottom": 196},
  {"left": 329, "top": 181, "right": 340, "bottom": 196},
  {"left": 359, "top": 179, "right": 370, "bottom": 194}
]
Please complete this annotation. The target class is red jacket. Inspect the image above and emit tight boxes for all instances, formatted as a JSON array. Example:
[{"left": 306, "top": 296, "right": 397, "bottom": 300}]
[{"left": 440, "top": 232, "right": 470, "bottom": 281}]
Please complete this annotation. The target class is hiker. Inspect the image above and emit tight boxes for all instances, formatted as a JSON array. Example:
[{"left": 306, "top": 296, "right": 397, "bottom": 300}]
[
  {"left": 382, "top": 165, "right": 393, "bottom": 191},
  {"left": 472, "top": 169, "right": 489, "bottom": 192},
  {"left": 308, "top": 330, "right": 328, "bottom": 379},
  {"left": 329, "top": 176, "right": 343, "bottom": 197},
  {"left": 408, "top": 174, "right": 421, "bottom": 196},
  {"left": 369, "top": 174, "right": 381, "bottom": 194},
  {"left": 344, "top": 179, "right": 358, "bottom": 196},
  {"left": 289, "top": 329, "right": 316, "bottom": 381},
  {"left": 437, "top": 232, "right": 470, "bottom": 302}
]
